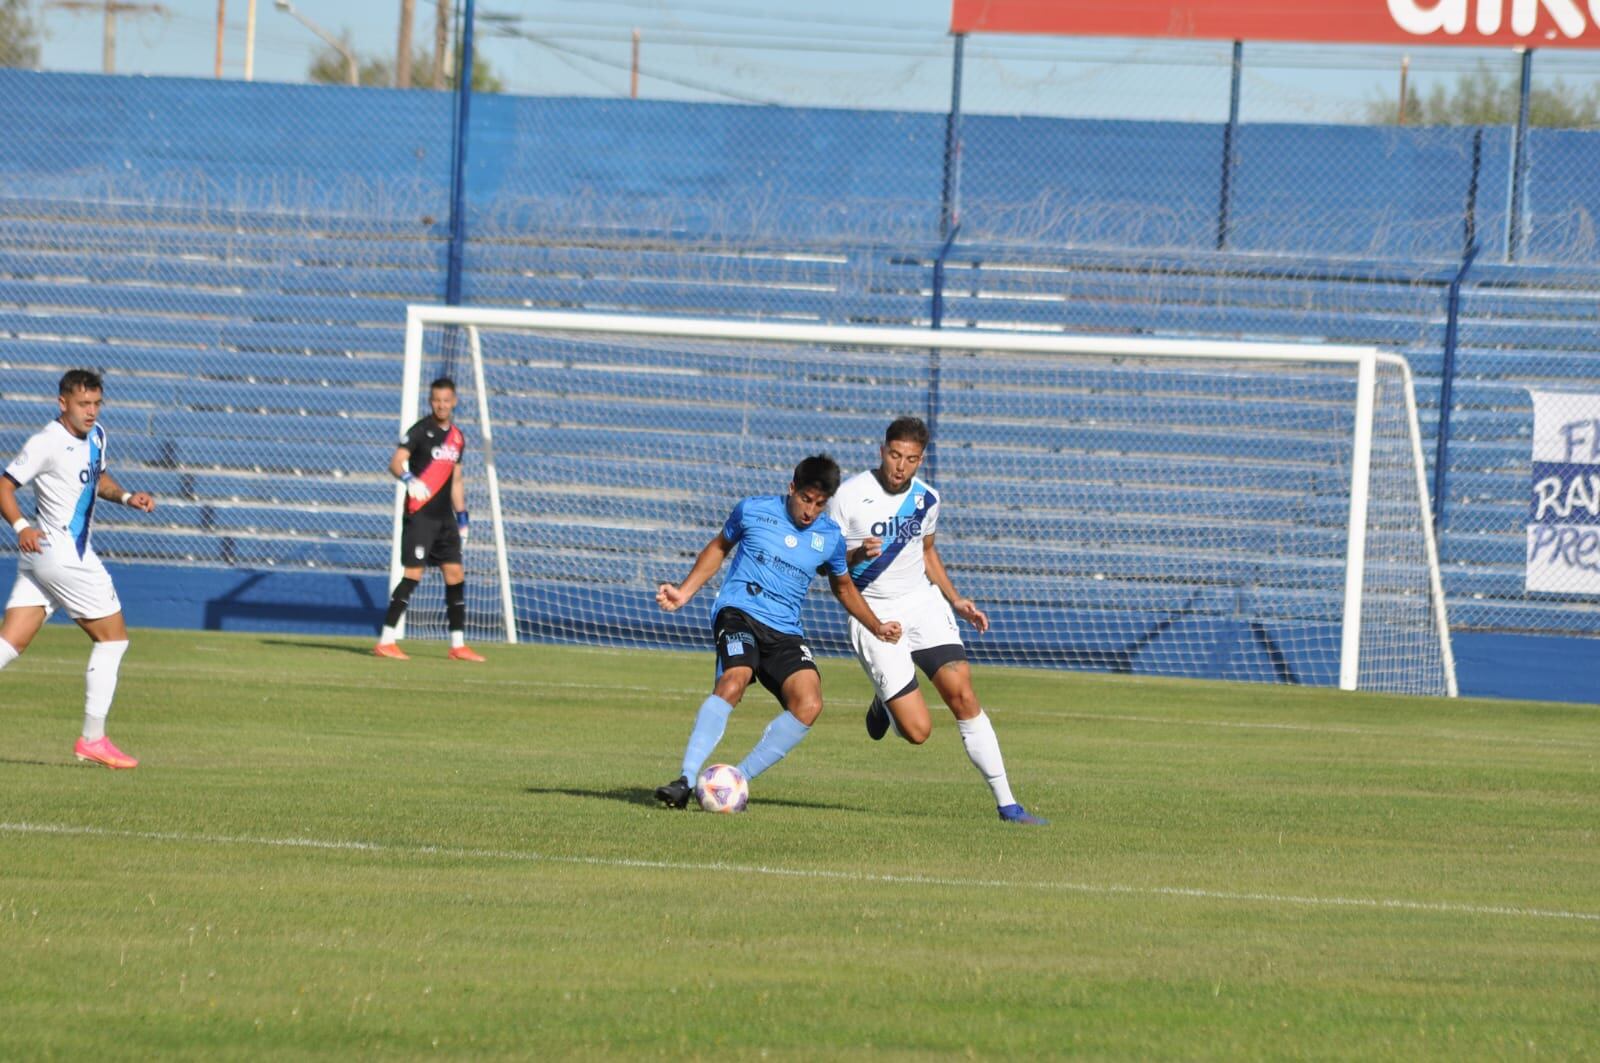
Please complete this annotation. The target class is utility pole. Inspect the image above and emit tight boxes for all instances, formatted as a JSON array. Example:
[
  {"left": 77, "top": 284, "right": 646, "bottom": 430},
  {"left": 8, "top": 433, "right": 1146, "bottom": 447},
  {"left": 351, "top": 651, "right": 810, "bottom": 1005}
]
[
  {"left": 244, "top": 0, "right": 256, "bottom": 80},
  {"left": 46, "top": 2, "right": 168, "bottom": 76},
  {"left": 630, "top": 28, "right": 639, "bottom": 98},
  {"left": 397, "top": 0, "right": 415, "bottom": 88},
  {"left": 1398, "top": 54, "right": 1410, "bottom": 125},
  {"left": 215, "top": 0, "right": 225, "bottom": 77},
  {"left": 433, "top": 0, "right": 448, "bottom": 89}
]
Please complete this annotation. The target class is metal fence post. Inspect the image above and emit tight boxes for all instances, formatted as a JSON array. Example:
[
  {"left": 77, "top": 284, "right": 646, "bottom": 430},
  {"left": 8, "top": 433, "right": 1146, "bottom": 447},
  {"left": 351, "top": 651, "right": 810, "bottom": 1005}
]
[
  {"left": 926, "top": 223, "right": 961, "bottom": 486},
  {"left": 1433, "top": 242, "right": 1479, "bottom": 531},
  {"left": 1217, "top": 40, "right": 1242, "bottom": 251},
  {"left": 926, "top": 33, "right": 967, "bottom": 484},
  {"left": 444, "top": 0, "right": 477, "bottom": 307},
  {"left": 939, "top": 33, "right": 965, "bottom": 241},
  {"left": 1505, "top": 48, "right": 1533, "bottom": 263},
  {"left": 1464, "top": 127, "right": 1482, "bottom": 255}
]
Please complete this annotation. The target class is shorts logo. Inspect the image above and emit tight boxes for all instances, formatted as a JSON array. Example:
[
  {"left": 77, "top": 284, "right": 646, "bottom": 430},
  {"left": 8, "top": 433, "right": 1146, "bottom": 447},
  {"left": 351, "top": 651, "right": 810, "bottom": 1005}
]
[
  {"left": 810, "top": 532, "right": 824, "bottom": 551},
  {"left": 725, "top": 637, "right": 745, "bottom": 657},
  {"left": 414, "top": 546, "right": 426, "bottom": 560},
  {"left": 784, "top": 534, "right": 798, "bottom": 549},
  {"left": 799, "top": 644, "right": 814, "bottom": 663}
]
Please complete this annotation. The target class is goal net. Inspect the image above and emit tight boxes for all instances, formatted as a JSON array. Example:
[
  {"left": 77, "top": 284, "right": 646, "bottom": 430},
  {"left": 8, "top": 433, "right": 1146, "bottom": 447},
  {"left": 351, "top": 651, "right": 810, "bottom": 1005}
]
[{"left": 398, "top": 307, "right": 1456, "bottom": 696}]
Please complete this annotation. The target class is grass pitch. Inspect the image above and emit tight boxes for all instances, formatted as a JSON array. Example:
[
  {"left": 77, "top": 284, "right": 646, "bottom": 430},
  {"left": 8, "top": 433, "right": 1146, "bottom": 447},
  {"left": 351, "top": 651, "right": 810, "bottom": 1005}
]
[{"left": 2, "top": 627, "right": 1597, "bottom": 1059}]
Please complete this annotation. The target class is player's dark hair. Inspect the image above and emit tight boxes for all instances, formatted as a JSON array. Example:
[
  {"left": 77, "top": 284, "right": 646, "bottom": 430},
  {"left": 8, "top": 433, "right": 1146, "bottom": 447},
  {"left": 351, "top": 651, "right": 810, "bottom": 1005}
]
[
  {"left": 884, "top": 416, "right": 929, "bottom": 447},
  {"left": 59, "top": 369, "right": 103, "bottom": 396},
  {"left": 429, "top": 376, "right": 457, "bottom": 393},
  {"left": 792, "top": 453, "right": 841, "bottom": 497}
]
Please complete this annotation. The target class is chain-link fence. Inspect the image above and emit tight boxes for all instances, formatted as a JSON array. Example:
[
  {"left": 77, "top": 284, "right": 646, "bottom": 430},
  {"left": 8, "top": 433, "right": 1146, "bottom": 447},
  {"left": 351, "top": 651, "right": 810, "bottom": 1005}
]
[{"left": 1, "top": 11, "right": 1597, "bottom": 651}]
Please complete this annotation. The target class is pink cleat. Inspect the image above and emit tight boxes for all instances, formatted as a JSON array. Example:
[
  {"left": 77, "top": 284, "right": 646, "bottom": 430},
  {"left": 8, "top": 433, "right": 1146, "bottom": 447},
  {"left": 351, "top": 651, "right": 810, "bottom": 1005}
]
[
  {"left": 373, "top": 642, "right": 409, "bottom": 660},
  {"left": 447, "top": 645, "right": 486, "bottom": 663},
  {"left": 74, "top": 736, "right": 138, "bottom": 770}
]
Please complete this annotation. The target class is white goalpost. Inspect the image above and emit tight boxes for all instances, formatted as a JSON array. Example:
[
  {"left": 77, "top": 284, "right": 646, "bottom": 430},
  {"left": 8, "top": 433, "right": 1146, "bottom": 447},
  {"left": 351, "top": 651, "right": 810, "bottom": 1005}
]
[{"left": 395, "top": 305, "right": 1457, "bottom": 697}]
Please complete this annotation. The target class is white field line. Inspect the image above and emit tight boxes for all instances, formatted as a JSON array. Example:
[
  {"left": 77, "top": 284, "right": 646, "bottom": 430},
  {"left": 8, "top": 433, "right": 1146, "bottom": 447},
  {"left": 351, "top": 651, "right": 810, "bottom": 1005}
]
[
  {"left": 3, "top": 821, "right": 1597, "bottom": 925},
  {"left": 14, "top": 656, "right": 1597, "bottom": 751}
]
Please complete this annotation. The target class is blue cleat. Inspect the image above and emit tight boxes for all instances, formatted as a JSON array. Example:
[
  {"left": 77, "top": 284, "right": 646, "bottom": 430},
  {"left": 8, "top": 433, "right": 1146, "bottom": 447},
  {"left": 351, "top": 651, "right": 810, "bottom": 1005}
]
[
  {"left": 998, "top": 803, "right": 1048, "bottom": 825},
  {"left": 865, "top": 697, "right": 890, "bottom": 741}
]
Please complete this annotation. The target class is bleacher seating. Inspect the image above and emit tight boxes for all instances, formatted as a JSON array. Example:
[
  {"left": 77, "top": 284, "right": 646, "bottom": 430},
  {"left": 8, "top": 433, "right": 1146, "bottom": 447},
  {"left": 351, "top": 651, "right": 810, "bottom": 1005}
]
[{"left": 3, "top": 188, "right": 1599, "bottom": 653}]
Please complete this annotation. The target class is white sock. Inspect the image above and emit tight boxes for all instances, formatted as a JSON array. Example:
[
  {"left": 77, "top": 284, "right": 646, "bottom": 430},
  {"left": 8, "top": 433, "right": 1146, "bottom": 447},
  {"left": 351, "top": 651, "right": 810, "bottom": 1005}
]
[
  {"left": 450, "top": 630, "right": 465, "bottom": 649},
  {"left": 378, "top": 626, "right": 400, "bottom": 645},
  {"left": 0, "top": 638, "right": 18, "bottom": 671},
  {"left": 83, "top": 639, "right": 129, "bottom": 740},
  {"left": 957, "top": 711, "right": 1016, "bottom": 807}
]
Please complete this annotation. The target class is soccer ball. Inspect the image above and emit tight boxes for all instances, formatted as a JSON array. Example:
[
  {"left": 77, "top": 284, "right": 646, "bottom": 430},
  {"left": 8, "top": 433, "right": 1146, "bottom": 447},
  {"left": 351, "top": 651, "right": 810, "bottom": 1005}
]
[{"left": 695, "top": 763, "right": 749, "bottom": 814}]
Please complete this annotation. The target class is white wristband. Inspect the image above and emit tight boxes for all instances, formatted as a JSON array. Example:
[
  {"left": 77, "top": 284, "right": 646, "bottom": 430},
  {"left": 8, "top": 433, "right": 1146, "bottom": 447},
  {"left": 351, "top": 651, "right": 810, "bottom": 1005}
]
[
  {"left": 11, "top": 517, "right": 28, "bottom": 534},
  {"left": 120, "top": 491, "right": 133, "bottom": 505}
]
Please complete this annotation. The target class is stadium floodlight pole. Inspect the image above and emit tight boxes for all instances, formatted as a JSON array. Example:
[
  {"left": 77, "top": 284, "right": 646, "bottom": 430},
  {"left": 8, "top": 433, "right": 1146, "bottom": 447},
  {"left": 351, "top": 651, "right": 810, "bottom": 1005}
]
[
  {"left": 400, "top": 306, "right": 1458, "bottom": 694},
  {"left": 274, "top": 0, "right": 357, "bottom": 85}
]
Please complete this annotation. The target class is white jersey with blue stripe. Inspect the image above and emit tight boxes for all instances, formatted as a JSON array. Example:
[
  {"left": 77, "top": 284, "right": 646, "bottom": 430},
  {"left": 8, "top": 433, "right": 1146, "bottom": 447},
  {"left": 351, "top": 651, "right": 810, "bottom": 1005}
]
[
  {"left": 827, "top": 469, "right": 940, "bottom": 600},
  {"left": 5, "top": 419, "right": 108, "bottom": 559}
]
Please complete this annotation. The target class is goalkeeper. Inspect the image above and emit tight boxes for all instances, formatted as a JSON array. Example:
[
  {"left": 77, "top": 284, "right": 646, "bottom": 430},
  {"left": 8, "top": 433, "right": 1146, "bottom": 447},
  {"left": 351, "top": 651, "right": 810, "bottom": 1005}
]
[{"left": 374, "top": 377, "right": 484, "bottom": 662}]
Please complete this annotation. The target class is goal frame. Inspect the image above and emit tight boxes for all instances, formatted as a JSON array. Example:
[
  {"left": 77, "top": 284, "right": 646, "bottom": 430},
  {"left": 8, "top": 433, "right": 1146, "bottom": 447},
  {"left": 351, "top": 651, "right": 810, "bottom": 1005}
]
[{"left": 396, "top": 305, "right": 1458, "bottom": 696}]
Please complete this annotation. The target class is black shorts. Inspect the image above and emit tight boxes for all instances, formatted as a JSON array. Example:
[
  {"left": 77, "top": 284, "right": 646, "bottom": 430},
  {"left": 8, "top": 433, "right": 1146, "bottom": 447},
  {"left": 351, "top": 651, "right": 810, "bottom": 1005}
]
[
  {"left": 400, "top": 512, "right": 463, "bottom": 568},
  {"left": 713, "top": 607, "right": 818, "bottom": 702}
]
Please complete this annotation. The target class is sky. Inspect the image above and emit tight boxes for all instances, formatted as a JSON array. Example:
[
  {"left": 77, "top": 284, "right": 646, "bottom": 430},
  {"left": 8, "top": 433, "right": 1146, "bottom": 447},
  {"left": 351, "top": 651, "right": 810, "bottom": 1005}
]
[{"left": 32, "top": 0, "right": 1600, "bottom": 124}]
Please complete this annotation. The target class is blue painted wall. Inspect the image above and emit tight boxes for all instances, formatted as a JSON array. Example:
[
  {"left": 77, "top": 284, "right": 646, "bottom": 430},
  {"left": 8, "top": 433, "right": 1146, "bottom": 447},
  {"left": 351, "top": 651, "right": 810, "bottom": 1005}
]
[{"left": 0, "top": 565, "right": 1591, "bottom": 704}]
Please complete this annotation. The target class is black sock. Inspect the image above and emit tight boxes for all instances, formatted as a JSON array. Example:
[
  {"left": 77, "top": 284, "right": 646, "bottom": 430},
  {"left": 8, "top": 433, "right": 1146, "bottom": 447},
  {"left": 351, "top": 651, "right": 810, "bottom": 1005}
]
[
  {"left": 445, "top": 580, "right": 466, "bottom": 634},
  {"left": 384, "top": 577, "right": 419, "bottom": 628}
]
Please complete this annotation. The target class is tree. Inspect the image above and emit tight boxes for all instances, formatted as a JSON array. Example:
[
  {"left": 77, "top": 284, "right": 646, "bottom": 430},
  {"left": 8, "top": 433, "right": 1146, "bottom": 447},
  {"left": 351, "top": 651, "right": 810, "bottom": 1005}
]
[
  {"left": 310, "top": 44, "right": 503, "bottom": 92},
  {"left": 1368, "top": 62, "right": 1600, "bottom": 128},
  {"left": 0, "top": 0, "right": 42, "bottom": 69}
]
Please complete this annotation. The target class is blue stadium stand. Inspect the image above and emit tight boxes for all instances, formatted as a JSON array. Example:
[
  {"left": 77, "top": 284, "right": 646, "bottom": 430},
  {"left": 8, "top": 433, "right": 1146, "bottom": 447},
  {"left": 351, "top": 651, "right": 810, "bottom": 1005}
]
[{"left": 3, "top": 189, "right": 1598, "bottom": 697}]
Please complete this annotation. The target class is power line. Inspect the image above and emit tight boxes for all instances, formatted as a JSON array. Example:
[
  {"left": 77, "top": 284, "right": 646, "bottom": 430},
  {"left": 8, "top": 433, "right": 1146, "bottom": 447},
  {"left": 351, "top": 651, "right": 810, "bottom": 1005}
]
[
  {"left": 484, "top": 0, "right": 942, "bottom": 36},
  {"left": 496, "top": 25, "right": 776, "bottom": 105}
]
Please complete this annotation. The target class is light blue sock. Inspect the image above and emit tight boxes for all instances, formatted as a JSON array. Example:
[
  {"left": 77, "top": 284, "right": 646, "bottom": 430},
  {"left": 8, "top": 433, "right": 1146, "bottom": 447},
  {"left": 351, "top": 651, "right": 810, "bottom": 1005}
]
[
  {"left": 680, "top": 695, "right": 734, "bottom": 782},
  {"left": 736, "top": 710, "right": 811, "bottom": 781}
]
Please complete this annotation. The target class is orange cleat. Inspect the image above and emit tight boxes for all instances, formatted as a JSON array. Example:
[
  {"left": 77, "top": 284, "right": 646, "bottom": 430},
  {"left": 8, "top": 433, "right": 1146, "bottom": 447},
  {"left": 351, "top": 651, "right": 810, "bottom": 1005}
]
[
  {"left": 74, "top": 736, "right": 138, "bottom": 770},
  {"left": 447, "top": 645, "right": 486, "bottom": 663},
  {"left": 373, "top": 642, "right": 409, "bottom": 660}
]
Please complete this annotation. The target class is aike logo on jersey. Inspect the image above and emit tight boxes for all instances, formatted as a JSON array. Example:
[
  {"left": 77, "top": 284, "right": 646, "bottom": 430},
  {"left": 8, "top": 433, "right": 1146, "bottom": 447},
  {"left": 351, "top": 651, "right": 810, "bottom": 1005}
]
[
  {"left": 871, "top": 515, "right": 925, "bottom": 542},
  {"left": 430, "top": 442, "right": 462, "bottom": 462},
  {"left": 871, "top": 492, "right": 927, "bottom": 541}
]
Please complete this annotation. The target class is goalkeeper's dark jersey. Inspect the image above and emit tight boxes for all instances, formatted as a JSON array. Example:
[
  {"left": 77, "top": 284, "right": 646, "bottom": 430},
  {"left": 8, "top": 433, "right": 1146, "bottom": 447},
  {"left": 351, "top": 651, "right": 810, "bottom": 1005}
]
[{"left": 401, "top": 417, "right": 465, "bottom": 518}]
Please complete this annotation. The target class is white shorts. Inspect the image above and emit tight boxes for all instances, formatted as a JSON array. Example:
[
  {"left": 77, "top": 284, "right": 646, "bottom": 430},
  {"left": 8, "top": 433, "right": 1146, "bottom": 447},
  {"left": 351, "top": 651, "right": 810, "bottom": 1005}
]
[
  {"left": 7, "top": 540, "right": 121, "bottom": 621},
  {"left": 847, "top": 582, "right": 964, "bottom": 701}
]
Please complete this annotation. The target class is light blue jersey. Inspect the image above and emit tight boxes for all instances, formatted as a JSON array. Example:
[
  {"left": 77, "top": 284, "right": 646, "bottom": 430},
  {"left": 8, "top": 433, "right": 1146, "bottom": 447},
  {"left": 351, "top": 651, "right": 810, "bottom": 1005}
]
[{"left": 710, "top": 495, "right": 848, "bottom": 635}]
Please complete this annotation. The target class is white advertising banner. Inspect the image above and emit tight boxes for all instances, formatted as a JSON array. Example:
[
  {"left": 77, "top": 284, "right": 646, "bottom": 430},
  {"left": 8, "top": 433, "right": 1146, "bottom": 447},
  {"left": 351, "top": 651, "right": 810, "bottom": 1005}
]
[{"left": 1526, "top": 390, "right": 1600, "bottom": 595}]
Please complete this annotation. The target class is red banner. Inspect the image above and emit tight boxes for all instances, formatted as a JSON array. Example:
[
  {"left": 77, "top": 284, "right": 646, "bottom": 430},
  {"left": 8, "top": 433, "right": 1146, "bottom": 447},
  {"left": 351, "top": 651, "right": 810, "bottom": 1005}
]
[{"left": 950, "top": 1, "right": 1600, "bottom": 48}]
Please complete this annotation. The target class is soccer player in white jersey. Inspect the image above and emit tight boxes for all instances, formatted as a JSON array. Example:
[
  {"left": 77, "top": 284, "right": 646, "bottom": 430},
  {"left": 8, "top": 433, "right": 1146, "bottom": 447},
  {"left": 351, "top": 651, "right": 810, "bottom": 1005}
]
[
  {"left": 827, "top": 416, "right": 1047, "bottom": 824},
  {"left": 0, "top": 370, "right": 157, "bottom": 769}
]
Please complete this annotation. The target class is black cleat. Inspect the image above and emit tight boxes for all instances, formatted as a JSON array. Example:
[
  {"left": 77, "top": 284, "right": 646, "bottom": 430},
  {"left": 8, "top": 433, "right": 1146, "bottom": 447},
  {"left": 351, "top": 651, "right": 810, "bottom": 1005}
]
[
  {"left": 655, "top": 775, "right": 693, "bottom": 809},
  {"left": 865, "top": 697, "right": 890, "bottom": 741}
]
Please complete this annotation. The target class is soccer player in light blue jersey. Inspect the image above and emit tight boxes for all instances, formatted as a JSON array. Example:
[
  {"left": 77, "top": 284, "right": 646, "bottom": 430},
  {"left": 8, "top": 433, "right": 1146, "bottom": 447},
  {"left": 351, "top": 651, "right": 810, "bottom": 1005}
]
[
  {"left": 0, "top": 370, "right": 156, "bottom": 769},
  {"left": 828, "top": 417, "right": 1047, "bottom": 825},
  {"left": 653, "top": 454, "right": 903, "bottom": 809}
]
